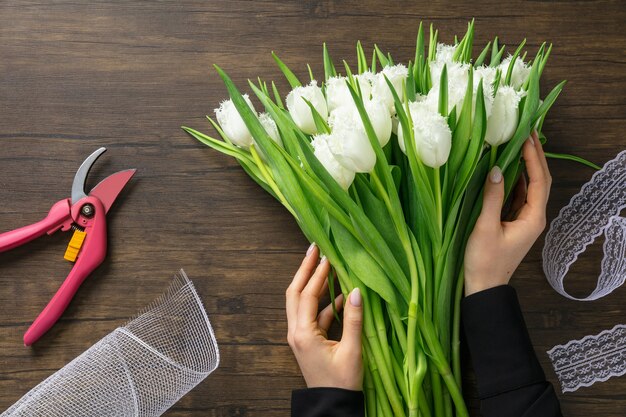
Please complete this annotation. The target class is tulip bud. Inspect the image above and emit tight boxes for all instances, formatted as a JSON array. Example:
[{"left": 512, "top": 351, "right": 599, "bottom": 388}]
[
  {"left": 499, "top": 56, "right": 530, "bottom": 90},
  {"left": 372, "top": 64, "right": 408, "bottom": 113},
  {"left": 286, "top": 80, "right": 329, "bottom": 135},
  {"left": 214, "top": 94, "right": 257, "bottom": 149},
  {"left": 311, "top": 134, "right": 356, "bottom": 190},
  {"left": 258, "top": 112, "right": 283, "bottom": 147},
  {"left": 329, "top": 99, "right": 392, "bottom": 147},
  {"left": 473, "top": 66, "right": 497, "bottom": 117},
  {"left": 427, "top": 61, "right": 470, "bottom": 115},
  {"left": 398, "top": 102, "right": 452, "bottom": 168},
  {"left": 435, "top": 43, "right": 456, "bottom": 64},
  {"left": 325, "top": 109, "right": 377, "bottom": 173},
  {"left": 484, "top": 86, "right": 524, "bottom": 147},
  {"left": 325, "top": 73, "right": 375, "bottom": 112}
]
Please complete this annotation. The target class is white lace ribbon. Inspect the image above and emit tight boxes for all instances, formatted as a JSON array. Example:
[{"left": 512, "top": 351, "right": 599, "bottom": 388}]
[
  {"left": 547, "top": 324, "right": 626, "bottom": 392},
  {"left": 542, "top": 150, "right": 626, "bottom": 300}
]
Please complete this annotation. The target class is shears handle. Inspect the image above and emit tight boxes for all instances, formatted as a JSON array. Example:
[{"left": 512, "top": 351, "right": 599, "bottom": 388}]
[
  {"left": 0, "top": 199, "right": 72, "bottom": 253},
  {"left": 23, "top": 197, "right": 108, "bottom": 346}
]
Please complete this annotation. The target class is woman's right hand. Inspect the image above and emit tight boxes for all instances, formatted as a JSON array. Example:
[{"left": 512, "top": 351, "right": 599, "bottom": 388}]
[{"left": 464, "top": 131, "right": 552, "bottom": 296}]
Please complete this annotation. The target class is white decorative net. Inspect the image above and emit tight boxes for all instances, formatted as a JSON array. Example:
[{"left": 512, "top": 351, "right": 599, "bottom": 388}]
[
  {"left": 542, "top": 150, "right": 626, "bottom": 300},
  {"left": 547, "top": 324, "right": 626, "bottom": 393},
  {"left": 1, "top": 270, "right": 219, "bottom": 417}
]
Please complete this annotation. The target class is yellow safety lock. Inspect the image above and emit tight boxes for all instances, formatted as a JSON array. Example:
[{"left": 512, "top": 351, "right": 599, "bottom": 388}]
[{"left": 64, "top": 229, "right": 87, "bottom": 262}]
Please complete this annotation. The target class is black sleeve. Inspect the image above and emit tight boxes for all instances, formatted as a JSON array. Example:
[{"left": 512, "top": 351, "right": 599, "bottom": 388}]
[
  {"left": 291, "top": 387, "right": 364, "bottom": 417},
  {"left": 462, "top": 285, "right": 563, "bottom": 417}
]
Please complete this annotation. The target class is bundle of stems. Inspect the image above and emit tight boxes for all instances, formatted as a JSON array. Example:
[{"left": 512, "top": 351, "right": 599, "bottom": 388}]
[{"left": 184, "top": 21, "right": 590, "bottom": 417}]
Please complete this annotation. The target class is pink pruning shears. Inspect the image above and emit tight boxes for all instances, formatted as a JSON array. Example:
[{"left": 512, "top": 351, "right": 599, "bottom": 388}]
[{"left": 0, "top": 148, "right": 135, "bottom": 346}]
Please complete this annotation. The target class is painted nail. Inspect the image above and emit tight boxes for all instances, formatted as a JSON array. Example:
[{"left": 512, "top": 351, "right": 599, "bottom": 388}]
[
  {"left": 306, "top": 242, "right": 316, "bottom": 256},
  {"left": 320, "top": 255, "right": 328, "bottom": 264},
  {"left": 529, "top": 136, "right": 535, "bottom": 146},
  {"left": 350, "top": 288, "right": 362, "bottom": 307},
  {"left": 489, "top": 166, "right": 503, "bottom": 184}
]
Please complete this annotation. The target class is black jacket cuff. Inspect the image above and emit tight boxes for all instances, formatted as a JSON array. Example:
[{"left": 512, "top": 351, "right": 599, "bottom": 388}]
[
  {"left": 462, "top": 285, "right": 546, "bottom": 398},
  {"left": 291, "top": 387, "right": 364, "bottom": 417}
]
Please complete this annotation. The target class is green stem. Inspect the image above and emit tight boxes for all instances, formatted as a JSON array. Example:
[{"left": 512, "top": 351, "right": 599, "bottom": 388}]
[
  {"left": 452, "top": 270, "right": 465, "bottom": 387},
  {"left": 429, "top": 366, "right": 444, "bottom": 417},
  {"left": 417, "top": 309, "right": 469, "bottom": 417},
  {"left": 489, "top": 145, "right": 498, "bottom": 169},
  {"left": 364, "top": 359, "right": 377, "bottom": 417},
  {"left": 363, "top": 293, "right": 406, "bottom": 417},
  {"left": 433, "top": 167, "right": 443, "bottom": 232},
  {"left": 418, "top": 386, "right": 433, "bottom": 417},
  {"left": 364, "top": 338, "right": 395, "bottom": 417},
  {"left": 249, "top": 144, "right": 298, "bottom": 218}
]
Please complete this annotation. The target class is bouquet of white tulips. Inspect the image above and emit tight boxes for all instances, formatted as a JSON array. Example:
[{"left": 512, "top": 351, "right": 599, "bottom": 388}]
[{"left": 185, "top": 21, "right": 591, "bottom": 417}]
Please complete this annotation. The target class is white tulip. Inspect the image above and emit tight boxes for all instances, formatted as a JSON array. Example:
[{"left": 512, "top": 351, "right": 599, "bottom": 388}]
[
  {"left": 325, "top": 72, "right": 375, "bottom": 112},
  {"left": 435, "top": 43, "right": 456, "bottom": 64},
  {"left": 499, "top": 56, "right": 530, "bottom": 90},
  {"left": 325, "top": 111, "right": 376, "bottom": 173},
  {"left": 473, "top": 66, "right": 497, "bottom": 117},
  {"left": 364, "top": 99, "right": 392, "bottom": 146},
  {"left": 286, "top": 80, "right": 329, "bottom": 135},
  {"left": 311, "top": 134, "right": 356, "bottom": 190},
  {"left": 398, "top": 101, "right": 452, "bottom": 168},
  {"left": 215, "top": 94, "right": 257, "bottom": 149},
  {"left": 328, "top": 99, "right": 392, "bottom": 147},
  {"left": 428, "top": 61, "right": 471, "bottom": 115},
  {"left": 372, "top": 64, "right": 409, "bottom": 113},
  {"left": 258, "top": 112, "right": 283, "bottom": 147},
  {"left": 484, "top": 85, "right": 524, "bottom": 146}
]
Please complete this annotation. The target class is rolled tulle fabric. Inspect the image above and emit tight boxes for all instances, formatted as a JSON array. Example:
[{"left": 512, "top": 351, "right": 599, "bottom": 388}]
[{"left": 2, "top": 270, "right": 219, "bottom": 417}]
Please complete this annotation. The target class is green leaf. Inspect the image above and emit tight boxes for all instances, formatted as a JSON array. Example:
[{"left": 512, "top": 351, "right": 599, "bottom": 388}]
[
  {"left": 406, "top": 62, "right": 416, "bottom": 101},
  {"left": 271, "top": 81, "right": 284, "bottom": 108},
  {"left": 490, "top": 44, "right": 505, "bottom": 67},
  {"left": 504, "top": 39, "right": 526, "bottom": 86},
  {"left": 307, "top": 63, "right": 315, "bottom": 82},
  {"left": 451, "top": 78, "right": 486, "bottom": 205},
  {"left": 414, "top": 21, "right": 425, "bottom": 69},
  {"left": 331, "top": 217, "right": 401, "bottom": 307},
  {"left": 545, "top": 152, "right": 601, "bottom": 170},
  {"left": 371, "top": 48, "right": 377, "bottom": 73},
  {"left": 438, "top": 64, "right": 448, "bottom": 117},
  {"left": 496, "top": 51, "right": 541, "bottom": 172},
  {"left": 446, "top": 66, "right": 474, "bottom": 176},
  {"left": 357, "top": 40, "right": 368, "bottom": 74},
  {"left": 374, "top": 44, "right": 389, "bottom": 67},
  {"left": 272, "top": 51, "right": 302, "bottom": 88},
  {"left": 302, "top": 97, "right": 330, "bottom": 133},
  {"left": 531, "top": 80, "right": 566, "bottom": 127},
  {"left": 490, "top": 36, "right": 500, "bottom": 64},
  {"left": 428, "top": 24, "right": 438, "bottom": 62},
  {"left": 474, "top": 41, "right": 492, "bottom": 67},
  {"left": 323, "top": 43, "right": 338, "bottom": 80}
]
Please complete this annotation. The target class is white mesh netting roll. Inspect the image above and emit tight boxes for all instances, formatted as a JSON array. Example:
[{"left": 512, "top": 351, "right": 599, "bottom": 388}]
[{"left": 2, "top": 269, "right": 219, "bottom": 417}]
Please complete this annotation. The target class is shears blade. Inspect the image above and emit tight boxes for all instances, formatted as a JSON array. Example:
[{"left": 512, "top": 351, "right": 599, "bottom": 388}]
[
  {"left": 71, "top": 147, "right": 107, "bottom": 204},
  {"left": 89, "top": 169, "right": 136, "bottom": 213}
]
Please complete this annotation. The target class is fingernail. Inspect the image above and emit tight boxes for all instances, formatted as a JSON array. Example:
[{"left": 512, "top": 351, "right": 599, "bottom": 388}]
[
  {"left": 320, "top": 255, "right": 328, "bottom": 264},
  {"left": 350, "top": 288, "right": 362, "bottom": 307},
  {"left": 306, "top": 242, "right": 316, "bottom": 256},
  {"left": 528, "top": 136, "right": 535, "bottom": 146},
  {"left": 489, "top": 166, "right": 503, "bottom": 184}
]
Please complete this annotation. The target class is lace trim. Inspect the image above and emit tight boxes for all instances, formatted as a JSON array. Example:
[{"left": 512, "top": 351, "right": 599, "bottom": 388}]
[
  {"left": 547, "top": 324, "right": 626, "bottom": 392},
  {"left": 542, "top": 150, "right": 626, "bottom": 301}
]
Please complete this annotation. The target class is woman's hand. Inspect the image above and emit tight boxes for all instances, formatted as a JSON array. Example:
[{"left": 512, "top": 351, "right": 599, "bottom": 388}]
[
  {"left": 286, "top": 244, "right": 364, "bottom": 390},
  {"left": 464, "top": 131, "right": 552, "bottom": 296}
]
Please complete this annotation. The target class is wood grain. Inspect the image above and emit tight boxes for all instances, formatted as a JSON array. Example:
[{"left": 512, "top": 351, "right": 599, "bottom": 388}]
[{"left": 1, "top": 1, "right": 625, "bottom": 415}]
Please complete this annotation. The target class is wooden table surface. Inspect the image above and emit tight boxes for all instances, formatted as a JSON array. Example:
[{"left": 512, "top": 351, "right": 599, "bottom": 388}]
[{"left": 1, "top": 1, "right": 625, "bottom": 416}]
